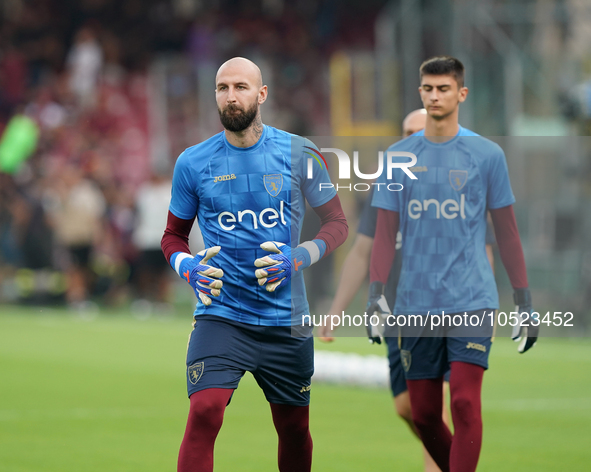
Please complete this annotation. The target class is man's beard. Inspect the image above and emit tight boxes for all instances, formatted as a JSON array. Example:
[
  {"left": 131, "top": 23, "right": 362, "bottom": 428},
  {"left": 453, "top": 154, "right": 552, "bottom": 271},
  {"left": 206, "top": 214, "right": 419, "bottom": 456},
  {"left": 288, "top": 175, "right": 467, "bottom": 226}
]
[{"left": 218, "top": 102, "right": 258, "bottom": 132}]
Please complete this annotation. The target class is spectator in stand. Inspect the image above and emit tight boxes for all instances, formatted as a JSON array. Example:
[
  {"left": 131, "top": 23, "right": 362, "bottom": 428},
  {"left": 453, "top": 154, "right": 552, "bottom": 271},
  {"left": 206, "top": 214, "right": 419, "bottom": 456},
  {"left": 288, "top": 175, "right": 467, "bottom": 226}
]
[
  {"left": 132, "top": 169, "right": 173, "bottom": 306},
  {"left": 66, "top": 27, "right": 103, "bottom": 108},
  {"left": 44, "top": 164, "right": 106, "bottom": 306}
]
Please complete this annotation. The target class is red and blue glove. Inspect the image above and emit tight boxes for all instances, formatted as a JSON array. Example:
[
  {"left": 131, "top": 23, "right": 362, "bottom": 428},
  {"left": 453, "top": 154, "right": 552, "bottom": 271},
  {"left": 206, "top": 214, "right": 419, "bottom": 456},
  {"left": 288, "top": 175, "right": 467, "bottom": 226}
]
[
  {"left": 171, "top": 247, "right": 224, "bottom": 305},
  {"left": 254, "top": 240, "right": 325, "bottom": 292}
]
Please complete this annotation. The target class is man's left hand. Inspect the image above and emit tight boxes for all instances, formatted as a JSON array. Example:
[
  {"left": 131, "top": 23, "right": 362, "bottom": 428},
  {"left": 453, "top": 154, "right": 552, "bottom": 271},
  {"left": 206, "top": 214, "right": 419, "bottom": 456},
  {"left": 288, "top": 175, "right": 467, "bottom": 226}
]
[
  {"left": 511, "top": 288, "right": 538, "bottom": 353},
  {"left": 254, "top": 242, "right": 293, "bottom": 292}
]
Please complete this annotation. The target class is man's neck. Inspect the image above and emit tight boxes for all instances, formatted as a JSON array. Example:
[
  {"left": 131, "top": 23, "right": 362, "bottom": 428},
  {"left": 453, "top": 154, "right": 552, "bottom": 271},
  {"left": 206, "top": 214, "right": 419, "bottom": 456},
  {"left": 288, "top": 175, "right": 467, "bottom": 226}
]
[
  {"left": 424, "top": 111, "right": 460, "bottom": 143},
  {"left": 224, "top": 114, "right": 264, "bottom": 148}
]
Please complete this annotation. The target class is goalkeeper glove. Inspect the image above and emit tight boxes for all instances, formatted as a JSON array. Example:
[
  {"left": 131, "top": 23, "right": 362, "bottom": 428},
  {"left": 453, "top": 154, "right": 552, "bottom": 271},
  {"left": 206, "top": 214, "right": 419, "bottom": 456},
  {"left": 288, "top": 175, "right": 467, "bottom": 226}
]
[
  {"left": 254, "top": 241, "right": 294, "bottom": 292},
  {"left": 254, "top": 241, "right": 311, "bottom": 292},
  {"left": 365, "top": 281, "right": 391, "bottom": 345},
  {"left": 174, "top": 247, "right": 224, "bottom": 306},
  {"left": 511, "top": 287, "right": 538, "bottom": 353}
]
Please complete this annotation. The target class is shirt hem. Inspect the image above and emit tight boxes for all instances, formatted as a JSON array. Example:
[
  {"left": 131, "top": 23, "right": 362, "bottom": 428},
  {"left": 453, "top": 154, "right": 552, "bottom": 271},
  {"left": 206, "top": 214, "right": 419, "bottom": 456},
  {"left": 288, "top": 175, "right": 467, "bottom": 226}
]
[{"left": 394, "top": 303, "right": 499, "bottom": 316}]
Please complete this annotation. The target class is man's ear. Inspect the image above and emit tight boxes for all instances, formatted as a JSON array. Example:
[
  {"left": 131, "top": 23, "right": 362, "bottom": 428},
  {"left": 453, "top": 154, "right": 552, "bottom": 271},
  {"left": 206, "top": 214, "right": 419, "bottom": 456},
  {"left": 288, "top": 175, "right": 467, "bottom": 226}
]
[
  {"left": 259, "top": 85, "right": 268, "bottom": 104},
  {"left": 458, "top": 86, "right": 469, "bottom": 103}
]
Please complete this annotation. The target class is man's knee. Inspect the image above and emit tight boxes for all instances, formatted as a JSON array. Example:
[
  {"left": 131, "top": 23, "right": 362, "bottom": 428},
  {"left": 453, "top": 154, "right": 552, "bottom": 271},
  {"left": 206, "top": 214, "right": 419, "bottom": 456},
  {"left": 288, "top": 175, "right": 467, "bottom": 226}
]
[
  {"left": 393, "top": 393, "right": 413, "bottom": 425},
  {"left": 187, "top": 391, "right": 228, "bottom": 432},
  {"left": 271, "top": 404, "right": 310, "bottom": 439},
  {"left": 411, "top": 403, "right": 442, "bottom": 431},
  {"left": 450, "top": 394, "right": 479, "bottom": 427},
  {"left": 283, "top": 419, "right": 310, "bottom": 439}
]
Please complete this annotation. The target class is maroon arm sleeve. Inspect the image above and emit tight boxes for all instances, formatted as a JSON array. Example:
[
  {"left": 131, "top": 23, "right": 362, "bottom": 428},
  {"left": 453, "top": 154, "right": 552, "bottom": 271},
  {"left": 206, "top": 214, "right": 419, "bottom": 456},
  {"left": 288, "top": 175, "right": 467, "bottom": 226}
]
[
  {"left": 310, "top": 195, "right": 349, "bottom": 256},
  {"left": 370, "top": 209, "right": 399, "bottom": 284},
  {"left": 161, "top": 211, "right": 196, "bottom": 264},
  {"left": 490, "top": 205, "right": 528, "bottom": 289}
]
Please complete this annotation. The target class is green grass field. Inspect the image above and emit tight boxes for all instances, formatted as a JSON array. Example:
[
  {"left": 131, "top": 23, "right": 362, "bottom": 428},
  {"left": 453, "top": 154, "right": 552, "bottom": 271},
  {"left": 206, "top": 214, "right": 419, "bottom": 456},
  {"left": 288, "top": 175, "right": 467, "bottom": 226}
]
[{"left": 1, "top": 306, "right": 590, "bottom": 471}]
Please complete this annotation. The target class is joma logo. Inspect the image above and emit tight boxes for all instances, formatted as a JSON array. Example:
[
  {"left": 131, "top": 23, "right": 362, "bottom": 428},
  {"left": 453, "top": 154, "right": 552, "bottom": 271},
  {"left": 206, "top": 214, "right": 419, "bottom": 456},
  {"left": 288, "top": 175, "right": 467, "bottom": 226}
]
[
  {"left": 214, "top": 174, "right": 236, "bottom": 183},
  {"left": 466, "top": 342, "right": 486, "bottom": 352}
]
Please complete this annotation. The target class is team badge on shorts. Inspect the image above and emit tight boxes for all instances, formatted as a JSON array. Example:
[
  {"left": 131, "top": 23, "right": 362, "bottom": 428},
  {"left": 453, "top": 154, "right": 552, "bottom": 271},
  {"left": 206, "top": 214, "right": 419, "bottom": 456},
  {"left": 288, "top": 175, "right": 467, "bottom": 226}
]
[
  {"left": 449, "top": 170, "right": 468, "bottom": 191},
  {"left": 401, "top": 350, "right": 412, "bottom": 372},
  {"left": 188, "top": 362, "right": 204, "bottom": 385},
  {"left": 264, "top": 174, "right": 283, "bottom": 197}
]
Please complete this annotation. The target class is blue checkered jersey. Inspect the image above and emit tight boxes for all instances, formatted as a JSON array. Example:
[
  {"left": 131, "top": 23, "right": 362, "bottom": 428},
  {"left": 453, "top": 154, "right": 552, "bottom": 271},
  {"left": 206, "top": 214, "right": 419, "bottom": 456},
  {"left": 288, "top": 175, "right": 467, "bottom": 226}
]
[
  {"left": 169, "top": 125, "right": 336, "bottom": 326},
  {"left": 372, "top": 126, "right": 515, "bottom": 315}
]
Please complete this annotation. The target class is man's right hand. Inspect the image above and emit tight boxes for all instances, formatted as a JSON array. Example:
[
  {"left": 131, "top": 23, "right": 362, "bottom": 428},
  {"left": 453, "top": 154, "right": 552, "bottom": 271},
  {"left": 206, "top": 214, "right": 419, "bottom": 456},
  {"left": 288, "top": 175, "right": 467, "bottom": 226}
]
[
  {"left": 179, "top": 246, "right": 224, "bottom": 306},
  {"left": 366, "top": 281, "right": 391, "bottom": 344},
  {"left": 511, "top": 287, "right": 538, "bottom": 353},
  {"left": 317, "top": 315, "right": 337, "bottom": 342}
]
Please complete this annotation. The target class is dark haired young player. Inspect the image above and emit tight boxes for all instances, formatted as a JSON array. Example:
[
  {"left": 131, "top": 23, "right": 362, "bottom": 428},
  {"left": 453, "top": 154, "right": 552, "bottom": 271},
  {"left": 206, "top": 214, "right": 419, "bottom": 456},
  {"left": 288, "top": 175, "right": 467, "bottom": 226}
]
[
  {"left": 320, "top": 107, "right": 496, "bottom": 472},
  {"left": 319, "top": 109, "right": 450, "bottom": 472},
  {"left": 367, "top": 56, "right": 537, "bottom": 472},
  {"left": 161, "top": 57, "right": 348, "bottom": 472}
]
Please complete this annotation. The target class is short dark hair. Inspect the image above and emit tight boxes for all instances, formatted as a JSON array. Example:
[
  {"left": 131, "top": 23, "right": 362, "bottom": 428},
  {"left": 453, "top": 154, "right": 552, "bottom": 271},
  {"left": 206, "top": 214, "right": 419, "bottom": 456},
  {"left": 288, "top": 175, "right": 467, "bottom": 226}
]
[{"left": 419, "top": 56, "right": 465, "bottom": 87}]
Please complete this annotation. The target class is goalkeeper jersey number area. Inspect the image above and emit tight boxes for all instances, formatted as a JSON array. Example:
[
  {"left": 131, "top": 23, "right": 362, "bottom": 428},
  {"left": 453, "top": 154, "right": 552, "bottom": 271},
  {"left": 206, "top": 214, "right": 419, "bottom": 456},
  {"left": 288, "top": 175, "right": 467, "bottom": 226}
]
[
  {"left": 169, "top": 125, "right": 336, "bottom": 326},
  {"left": 372, "top": 127, "right": 515, "bottom": 315}
]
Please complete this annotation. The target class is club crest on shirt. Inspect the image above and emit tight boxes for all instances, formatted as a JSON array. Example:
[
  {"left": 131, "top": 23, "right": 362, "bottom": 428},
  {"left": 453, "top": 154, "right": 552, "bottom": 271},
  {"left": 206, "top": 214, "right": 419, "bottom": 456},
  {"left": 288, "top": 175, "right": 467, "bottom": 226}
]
[
  {"left": 264, "top": 174, "right": 283, "bottom": 197},
  {"left": 401, "top": 350, "right": 412, "bottom": 372},
  {"left": 449, "top": 170, "right": 468, "bottom": 191},
  {"left": 188, "top": 362, "right": 204, "bottom": 385}
]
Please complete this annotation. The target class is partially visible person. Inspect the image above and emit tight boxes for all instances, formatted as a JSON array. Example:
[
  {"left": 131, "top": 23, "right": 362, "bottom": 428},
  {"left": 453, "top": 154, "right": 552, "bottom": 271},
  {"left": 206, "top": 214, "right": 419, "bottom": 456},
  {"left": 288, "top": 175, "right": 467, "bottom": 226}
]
[
  {"left": 66, "top": 27, "right": 103, "bottom": 108},
  {"left": 401, "top": 108, "right": 428, "bottom": 138},
  {"left": 132, "top": 170, "right": 173, "bottom": 304},
  {"left": 320, "top": 108, "right": 452, "bottom": 472},
  {"left": 45, "top": 165, "right": 106, "bottom": 305}
]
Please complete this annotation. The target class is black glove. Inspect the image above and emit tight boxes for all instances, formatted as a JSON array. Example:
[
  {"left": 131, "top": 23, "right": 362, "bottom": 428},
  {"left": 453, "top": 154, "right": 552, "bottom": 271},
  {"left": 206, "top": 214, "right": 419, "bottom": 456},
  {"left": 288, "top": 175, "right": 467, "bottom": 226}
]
[
  {"left": 365, "top": 281, "right": 391, "bottom": 345},
  {"left": 511, "top": 288, "right": 538, "bottom": 353}
]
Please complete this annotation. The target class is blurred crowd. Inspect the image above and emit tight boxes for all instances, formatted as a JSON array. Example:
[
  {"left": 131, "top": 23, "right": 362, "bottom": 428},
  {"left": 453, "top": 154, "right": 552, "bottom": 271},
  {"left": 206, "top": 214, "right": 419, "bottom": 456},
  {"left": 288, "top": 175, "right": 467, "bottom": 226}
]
[{"left": 0, "top": 0, "right": 385, "bottom": 308}]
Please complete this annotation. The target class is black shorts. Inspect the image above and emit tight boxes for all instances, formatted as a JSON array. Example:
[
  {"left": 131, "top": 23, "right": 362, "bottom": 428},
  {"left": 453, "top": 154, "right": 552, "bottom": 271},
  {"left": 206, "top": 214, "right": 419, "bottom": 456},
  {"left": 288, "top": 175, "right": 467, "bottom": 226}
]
[
  {"left": 69, "top": 245, "right": 92, "bottom": 268},
  {"left": 137, "top": 249, "right": 168, "bottom": 273},
  {"left": 186, "top": 315, "right": 314, "bottom": 406},
  {"left": 400, "top": 309, "right": 494, "bottom": 380},
  {"left": 386, "top": 336, "right": 450, "bottom": 396}
]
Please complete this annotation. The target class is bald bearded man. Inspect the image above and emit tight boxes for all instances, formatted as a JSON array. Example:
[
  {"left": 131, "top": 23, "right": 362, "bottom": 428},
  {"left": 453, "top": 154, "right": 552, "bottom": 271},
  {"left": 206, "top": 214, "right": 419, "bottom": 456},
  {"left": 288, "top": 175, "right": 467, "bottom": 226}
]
[{"left": 161, "top": 57, "right": 348, "bottom": 472}]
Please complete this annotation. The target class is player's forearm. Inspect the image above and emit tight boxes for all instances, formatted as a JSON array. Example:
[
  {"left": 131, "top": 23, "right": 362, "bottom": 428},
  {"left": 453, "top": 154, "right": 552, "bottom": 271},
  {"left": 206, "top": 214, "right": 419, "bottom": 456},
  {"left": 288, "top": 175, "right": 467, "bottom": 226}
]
[
  {"left": 369, "top": 209, "right": 398, "bottom": 284},
  {"left": 161, "top": 210, "right": 195, "bottom": 264},
  {"left": 311, "top": 195, "right": 349, "bottom": 256},
  {"left": 327, "top": 236, "right": 373, "bottom": 316},
  {"left": 490, "top": 205, "right": 528, "bottom": 289},
  {"left": 291, "top": 195, "right": 348, "bottom": 272},
  {"left": 486, "top": 244, "right": 495, "bottom": 274}
]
